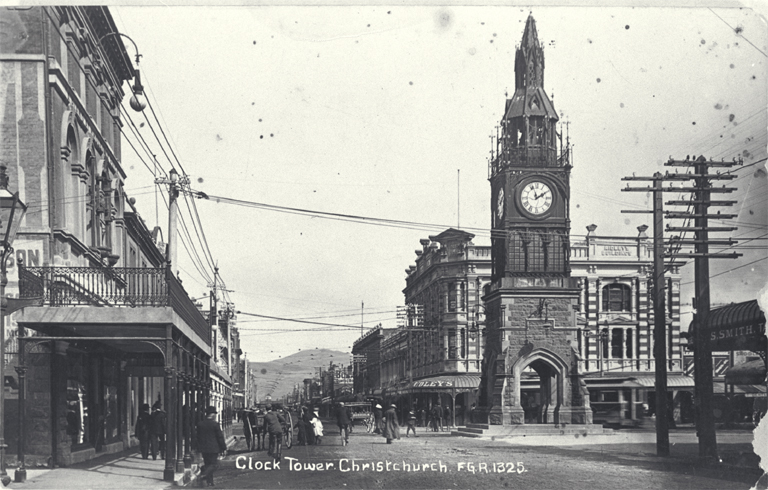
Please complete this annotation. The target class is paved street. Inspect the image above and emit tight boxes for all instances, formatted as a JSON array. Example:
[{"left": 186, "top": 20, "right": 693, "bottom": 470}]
[{"left": 206, "top": 423, "right": 762, "bottom": 490}]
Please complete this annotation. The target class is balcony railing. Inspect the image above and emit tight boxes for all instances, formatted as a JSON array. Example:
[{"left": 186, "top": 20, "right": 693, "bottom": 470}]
[{"left": 18, "top": 264, "right": 210, "bottom": 346}]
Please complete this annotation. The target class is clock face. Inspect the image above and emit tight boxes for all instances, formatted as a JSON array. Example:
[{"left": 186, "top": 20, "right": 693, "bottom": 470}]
[
  {"left": 496, "top": 187, "right": 505, "bottom": 224},
  {"left": 520, "top": 181, "right": 553, "bottom": 215}
]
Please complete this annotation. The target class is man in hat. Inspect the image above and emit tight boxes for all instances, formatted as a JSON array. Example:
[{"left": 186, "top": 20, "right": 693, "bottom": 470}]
[
  {"left": 406, "top": 405, "right": 417, "bottom": 438},
  {"left": 336, "top": 402, "right": 351, "bottom": 446},
  {"left": 262, "top": 404, "right": 285, "bottom": 461},
  {"left": 134, "top": 403, "right": 152, "bottom": 459},
  {"left": 149, "top": 401, "right": 167, "bottom": 460},
  {"left": 196, "top": 406, "right": 227, "bottom": 487},
  {"left": 382, "top": 403, "right": 400, "bottom": 444}
]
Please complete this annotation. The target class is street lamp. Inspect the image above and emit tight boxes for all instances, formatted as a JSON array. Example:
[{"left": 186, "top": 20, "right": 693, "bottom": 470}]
[
  {"left": 584, "top": 327, "right": 610, "bottom": 377},
  {"left": 97, "top": 32, "right": 146, "bottom": 112},
  {"left": 0, "top": 165, "right": 27, "bottom": 486}
]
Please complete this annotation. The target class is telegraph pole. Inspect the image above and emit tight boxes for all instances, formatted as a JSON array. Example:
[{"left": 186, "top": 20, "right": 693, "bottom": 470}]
[
  {"left": 622, "top": 173, "right": 669, "bottom": 456},
  {"left": 664, "top": 155, "right": 741, "bottom": 460},
  {"left": 622, "top": 155, "right": 741, "bottom": 460}
]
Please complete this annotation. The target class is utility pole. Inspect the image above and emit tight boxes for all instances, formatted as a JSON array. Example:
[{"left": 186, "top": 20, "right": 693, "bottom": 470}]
[
  {"left": 622, "top": 173, "right": 669, "bottom": 456},
  {"left": 664, "top": 155, "right": 740, "bottom": 460},
  {"left": 155, "top": 168, "right": 188, "bottom": 276},
  {"left": 622, "top": 155, "right": 741, "bottom": 460}
]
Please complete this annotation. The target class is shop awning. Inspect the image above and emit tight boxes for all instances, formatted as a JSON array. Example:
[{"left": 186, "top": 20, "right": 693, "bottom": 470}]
[
  {"left": 580, "top": 374, "right": 695, "bottom": 389},
  {"left": 410, "top": 374, "right": 481, "bottom": 392},
  {"left": 714, "top": 382, "right": 766, "bottom": 395},
  {"left": 724, "top": 359, "right": 767, "bottom": 385},
  {"left": 688, "top": 299, "right": 766, "bottom": 352},
  {"left": 630, "top": 375, "right": 695, "bottom": 388}
]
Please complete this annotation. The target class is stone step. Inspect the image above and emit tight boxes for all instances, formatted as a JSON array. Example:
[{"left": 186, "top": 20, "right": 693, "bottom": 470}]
[
  {"left": 452, "top": 424, "right": 614, "bottom": 439},
  {"left": 456, "top": 427, "right": 486, "bottom": 434},
  {"left": 452, "top": 430, "right": 482, "bottom": 438},
  {"left": 465, "top": 423, "right": 490, "bottom": 430}
]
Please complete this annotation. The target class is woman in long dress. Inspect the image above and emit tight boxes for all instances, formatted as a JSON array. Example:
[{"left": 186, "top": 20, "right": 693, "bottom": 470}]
[{"left": 382, "top": 404, "right": 400, "bottom": 444}]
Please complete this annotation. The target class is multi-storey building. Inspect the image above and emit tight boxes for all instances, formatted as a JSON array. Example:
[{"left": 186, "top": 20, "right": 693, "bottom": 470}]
[
  {"left": 568, "top": 224, "right": 689, "bottom": 425},
  {"left": 374, "top": 229, "right": 492, "bottom": 425},
  {"left": 352, "top": 324, "right": 396, "bottom": 398},
  {"left": 4, "top": 7, "right": 211, "bottom": 481},
  {"left": 366, "top": 223, "right": 692, "bottom": 427}
]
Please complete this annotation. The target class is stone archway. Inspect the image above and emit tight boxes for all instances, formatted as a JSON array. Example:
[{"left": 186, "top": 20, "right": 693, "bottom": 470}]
[{"left": 511, "top": 348, "right": 569, "bottom": 425}]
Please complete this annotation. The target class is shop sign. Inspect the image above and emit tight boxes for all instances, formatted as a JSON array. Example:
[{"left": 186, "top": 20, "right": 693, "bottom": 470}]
[
  {"left": 709, "top": 322, "right": 765, "bottom": 351},
  {"left": 597, "top": 244, "right": 633, "bottom": 258},
  {"left": 413, "top": 380, "right": 453, "bottom": 388}
]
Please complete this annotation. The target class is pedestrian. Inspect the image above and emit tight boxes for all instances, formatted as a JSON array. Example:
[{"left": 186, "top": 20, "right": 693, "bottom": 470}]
[
  {"left": 373, "top": 404, "right": 383, "bottom": 434},
  {"left": 382, "top": 403, "right": 400, "bottom": 444},
  {"left": 431, "top": 404, "right": 443, "bottom": 432},
  {"left": 149, "top": 401, "right": 167, "bottom": 460},
  {"left": 241, "top": 409, "right": 253, "bottom": 451},
  {"left": 196, "top": 405, "right": 227, "bottom": 488},
  {"left": 406, "top": 407, "right": 417, "bottom": 437},
  {"left": 336, "top": 402, "right": 351, "bottom": 446},
  {"left": 302, "top": 406, "right": 315, "bottom": 445},
  {"left": 419, "top": 407, "right": 426, "bottom": 428},
  {"left": 444, "top": 404, "right": 452, "bottom": 429},
  {"left": 134, "top": 403, "right": 152, "bottom": 459},
  {"left": 470, "top": 403, "right": 476, "bottom": 424},
  {"left": 296, "top": 406, "right": 308, "bottom": 446},
  {"left": 310, "top": 408, "right": 324, "bottom": 444},
  {"left": 262, "top": 404, "right": 285, "bottom": 461}
]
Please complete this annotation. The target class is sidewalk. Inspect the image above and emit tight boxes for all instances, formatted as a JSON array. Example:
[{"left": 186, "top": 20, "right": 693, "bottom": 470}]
[
  {"left": 9, "top": 431, "right": 239, "bottom": 489},
  {"left": 8, "top": 448, "right": 174, "bottom": 490}
]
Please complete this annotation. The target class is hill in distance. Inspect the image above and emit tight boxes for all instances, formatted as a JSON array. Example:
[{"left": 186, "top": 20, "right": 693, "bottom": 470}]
[{"left": 248, "top": 348, "right": 349, "bottom": 402}]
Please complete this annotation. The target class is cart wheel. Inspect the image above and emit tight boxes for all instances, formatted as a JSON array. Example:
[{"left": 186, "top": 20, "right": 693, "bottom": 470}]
[{"left": 284, "top": 412, "right": 293, "bottom": 449}]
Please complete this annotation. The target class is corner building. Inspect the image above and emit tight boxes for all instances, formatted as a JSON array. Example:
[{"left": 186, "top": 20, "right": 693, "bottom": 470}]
[{"left": 2, "top": 7, "right": 211, "bottom": 480}]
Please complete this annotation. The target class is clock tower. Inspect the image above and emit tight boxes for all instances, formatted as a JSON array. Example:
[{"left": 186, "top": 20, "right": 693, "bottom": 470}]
[{"left": 479, "top": 14, "right": 592, "bottom": 426}]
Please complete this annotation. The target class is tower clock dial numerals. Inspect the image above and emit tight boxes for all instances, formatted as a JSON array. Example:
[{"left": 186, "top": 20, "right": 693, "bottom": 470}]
[
  {"left": 496, "top": 187, "right": 505, "bottom": 224},
  {"left": 520, "top": 181, "right": 553, "bottom": 215}
]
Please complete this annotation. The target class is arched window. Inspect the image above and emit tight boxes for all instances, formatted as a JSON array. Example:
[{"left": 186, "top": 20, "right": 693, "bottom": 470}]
[{"left": 602, "top": 283, "right": 631, "bottom": 312}]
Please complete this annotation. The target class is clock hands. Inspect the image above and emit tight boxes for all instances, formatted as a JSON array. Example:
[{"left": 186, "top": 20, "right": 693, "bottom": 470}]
[{"left": 533, "top": 190, "right": 550, "bottom": 201}]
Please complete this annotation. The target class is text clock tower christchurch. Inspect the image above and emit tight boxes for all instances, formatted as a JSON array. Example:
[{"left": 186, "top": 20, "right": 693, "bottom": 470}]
[{"left": 479, "top": 15, "right": 592, "bottom": 426}]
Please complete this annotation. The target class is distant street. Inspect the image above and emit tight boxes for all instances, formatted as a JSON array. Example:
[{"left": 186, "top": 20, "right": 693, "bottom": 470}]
[{"left": 210, "top": 422, "right": 759, "bottom": 489}]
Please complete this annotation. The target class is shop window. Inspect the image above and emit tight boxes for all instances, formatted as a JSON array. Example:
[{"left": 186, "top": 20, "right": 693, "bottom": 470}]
[
  {"left": 67, "top": 352, "right": 90, "bottom": 448},
  {"left": 103, "top": 358, "right": 120, "bottom": 443},
  {"left": 602, "top": 283, "right": 631, "bottom": 312}
]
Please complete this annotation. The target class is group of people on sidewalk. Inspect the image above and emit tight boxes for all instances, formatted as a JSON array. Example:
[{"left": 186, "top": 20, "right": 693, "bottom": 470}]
[
  {"left": 135, "top": 403, "right": 227, "bottom": 488},
  {"left": 133, "top": 401, "right": 167, "bottom": 460}
]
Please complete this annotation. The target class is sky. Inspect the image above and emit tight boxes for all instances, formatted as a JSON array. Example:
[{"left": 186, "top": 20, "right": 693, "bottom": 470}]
[{"left": 108, "top": 4, "right": 768, "bottom": 373}]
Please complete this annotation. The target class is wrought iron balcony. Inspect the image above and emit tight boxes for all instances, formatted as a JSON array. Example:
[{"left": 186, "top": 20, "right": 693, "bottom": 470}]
[{"left": 18, "top": 264, "right": 210, "bottom": 345}]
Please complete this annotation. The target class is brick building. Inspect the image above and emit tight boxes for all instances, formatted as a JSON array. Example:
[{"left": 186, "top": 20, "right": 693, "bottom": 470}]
[{"left": 2, "top": 6, "right": 211, "bottom": 481}]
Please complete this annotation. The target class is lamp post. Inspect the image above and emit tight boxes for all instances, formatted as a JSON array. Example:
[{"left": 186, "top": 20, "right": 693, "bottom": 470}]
[
  {"left": 0, "top": 165, "right": 27, "bottom": 486},
  {"left": 97, "top": 32, "right": 146, "bottom": 112},
  {"left": 585, "top": 327, "right": 610, "bottom": 376}
]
